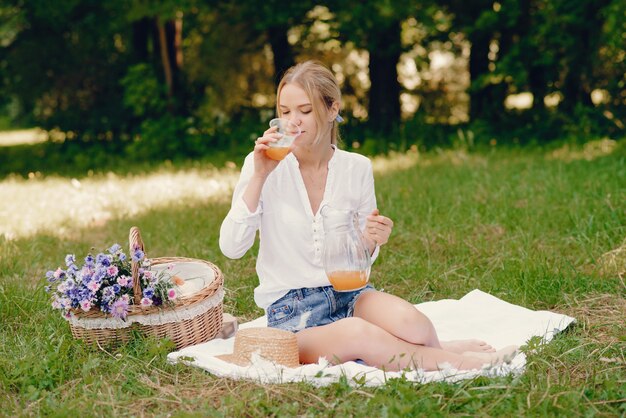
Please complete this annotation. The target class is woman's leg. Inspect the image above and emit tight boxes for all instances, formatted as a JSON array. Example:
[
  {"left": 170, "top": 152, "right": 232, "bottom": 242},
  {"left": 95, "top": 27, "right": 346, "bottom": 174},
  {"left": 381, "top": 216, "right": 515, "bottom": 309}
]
[
  {"left": 353, "top": 291, "right": 495, "bottom": 353},
  {"left": 296, "top": 317, "right": 516, "bottom": 371}
]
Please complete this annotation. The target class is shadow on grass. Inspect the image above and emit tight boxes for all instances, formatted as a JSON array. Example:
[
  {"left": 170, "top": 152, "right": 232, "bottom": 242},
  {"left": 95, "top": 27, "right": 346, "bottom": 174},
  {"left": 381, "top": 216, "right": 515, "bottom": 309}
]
[{"left": 0, "top": 139, "right": 243, "bottom": 179}]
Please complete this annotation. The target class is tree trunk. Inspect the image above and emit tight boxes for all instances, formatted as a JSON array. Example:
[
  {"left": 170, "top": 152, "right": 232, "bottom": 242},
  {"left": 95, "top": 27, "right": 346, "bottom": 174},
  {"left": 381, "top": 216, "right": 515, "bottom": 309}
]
[
  {"left": 165, "top": 14, "right": 183, "bottom": 107},
  {"left": 518, "top": 0, "right": 547, "bottom": 113},
  {"left": 367, "top": 19, "right": 402, "bottom": 133},
  {"left": 131, "top": 17, "right": 151, "bottom": 62},
  {"left": 468, "top": 29, "right": 491, "bottom": 122},
  {"left": 267, "top": 25, "right": 295, "bottom": 86},
  {"left": 560, "top": 0, "right": 609, "bottom": 113},
  {"left": 488, "top": 23, "right": 513, "bottom": 121},
  {"left": 156, "top": 17, "right": 173, "bottom": 98}
]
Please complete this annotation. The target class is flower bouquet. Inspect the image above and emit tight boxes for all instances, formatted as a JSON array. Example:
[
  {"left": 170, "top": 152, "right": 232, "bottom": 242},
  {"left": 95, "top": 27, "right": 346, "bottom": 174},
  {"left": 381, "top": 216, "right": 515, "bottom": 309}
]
[
  {"left": 46, "top": 244, "right": 178, "bottom": 321},
  {"left": 45, "top": 226, "right": 224, "bottom": 349}
]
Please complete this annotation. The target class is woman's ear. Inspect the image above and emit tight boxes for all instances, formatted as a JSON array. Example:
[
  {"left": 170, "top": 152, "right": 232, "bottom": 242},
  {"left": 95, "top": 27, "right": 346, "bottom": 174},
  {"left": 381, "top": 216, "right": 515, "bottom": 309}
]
[{"left": 328, "top": 101, "right": 340, "bottom": 122}]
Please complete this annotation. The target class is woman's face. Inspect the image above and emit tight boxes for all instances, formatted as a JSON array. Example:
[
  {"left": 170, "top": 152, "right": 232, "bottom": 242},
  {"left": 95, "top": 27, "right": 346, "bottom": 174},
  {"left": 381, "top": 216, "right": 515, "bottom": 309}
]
[{"left": 278, "top": 83, "right": 324, "bottom": 146}]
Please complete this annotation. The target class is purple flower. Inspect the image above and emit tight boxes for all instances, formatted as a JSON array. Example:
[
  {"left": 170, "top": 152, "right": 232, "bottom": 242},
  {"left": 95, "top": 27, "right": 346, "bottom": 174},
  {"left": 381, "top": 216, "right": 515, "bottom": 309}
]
[
  {"left": 118, "top": 253, "right": 127, "bottom": 262},
  {"left": 100, "top": 301, "right": 110, "bottom": 314},
  {"left": 142, "top": 287, "right": 154, "bottom": 299},
  {"left": 94, "top": 267, "right": 107, "bottom": 281},
  {"left": 96, "top": 253, "right": 111, "bottom": 267},
  {"left": 110, "top": 297, "right": 129, "bottom": 320},
  {"left": 46, "top": 270, "right": 56, "bottom": 282},
  {"left": 102, "top": 286, "right": 115, "bottom": 301},
  {"left": 80, "top": 267, "right": 94, "bottom": 284},
  {"left": 60, "top": 297, "right": 71, "bottom": 309},
  {"left": 84, "top": 254, "right": 95, "bottom": 267},
  {"left": 112, "top": 284, "right": 121, "bottom": 294},
  {"left": 108, "top": 244, "right": 121, "bottom": 254},
  {"left": 132, "top": 249, "right": 144, "bottom": 262},
  {"left": 65, "top": 254, "right": 76, "bottom": 267},
  {"left": 68, "top": 288, "right": 81, "bottom": 303}
]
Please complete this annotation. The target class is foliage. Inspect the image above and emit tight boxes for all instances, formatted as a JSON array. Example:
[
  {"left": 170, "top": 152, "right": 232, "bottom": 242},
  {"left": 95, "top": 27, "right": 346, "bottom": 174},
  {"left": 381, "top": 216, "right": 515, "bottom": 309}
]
[
  {"left": 0, "top": 0, "right": 135, "bottom": 137},
  {"left": 121, "top": 64, "right": 168, "bottom": 118},
  {"left": 0, "top": 0, "right": 624, "bottom": 151}
]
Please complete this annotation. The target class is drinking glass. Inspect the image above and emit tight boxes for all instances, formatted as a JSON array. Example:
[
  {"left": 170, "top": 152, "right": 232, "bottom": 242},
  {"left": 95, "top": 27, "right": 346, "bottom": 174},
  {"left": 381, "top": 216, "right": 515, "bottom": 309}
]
[{"left": 265, "top": 118, "right": 301, "bottom": 161}]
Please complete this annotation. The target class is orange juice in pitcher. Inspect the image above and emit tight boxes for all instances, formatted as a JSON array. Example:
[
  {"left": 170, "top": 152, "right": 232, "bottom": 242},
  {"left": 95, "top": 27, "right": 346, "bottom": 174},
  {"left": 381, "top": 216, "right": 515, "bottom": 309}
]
[
  {"left": 327, "top": 270, "right": 369, "bottom": 291},
  {"left": 321, "top": 205, "right": 371, "bottom": 292}
]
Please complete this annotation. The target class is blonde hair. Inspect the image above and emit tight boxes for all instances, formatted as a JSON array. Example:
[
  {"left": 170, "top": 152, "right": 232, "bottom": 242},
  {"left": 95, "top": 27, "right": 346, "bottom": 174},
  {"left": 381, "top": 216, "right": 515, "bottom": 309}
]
[{"left": 276, "top": 60, "right": 341, "bottom": 145}]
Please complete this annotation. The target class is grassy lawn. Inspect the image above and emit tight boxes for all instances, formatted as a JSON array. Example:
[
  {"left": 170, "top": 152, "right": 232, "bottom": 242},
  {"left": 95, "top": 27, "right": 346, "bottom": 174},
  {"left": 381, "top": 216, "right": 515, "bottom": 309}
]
[{"left": 1, "top": 140, "right": 624, "bottom": 416}]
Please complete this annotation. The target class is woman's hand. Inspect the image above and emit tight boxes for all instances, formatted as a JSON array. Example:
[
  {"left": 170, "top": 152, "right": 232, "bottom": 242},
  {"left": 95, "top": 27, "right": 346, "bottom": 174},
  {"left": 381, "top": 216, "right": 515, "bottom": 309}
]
[
  {"left": 363, "top": 209, "right": 394, "bottom": 251},
  {"left": 242, "top": 126, "right": 293, "bottom": 212},
  {"left": 252, "top": 126, "right": 285, "bottom": 179}
]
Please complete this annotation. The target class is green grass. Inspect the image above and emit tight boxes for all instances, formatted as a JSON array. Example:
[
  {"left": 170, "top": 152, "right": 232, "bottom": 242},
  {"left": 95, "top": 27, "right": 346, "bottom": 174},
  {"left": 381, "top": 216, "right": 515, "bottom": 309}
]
[{"left": 1, "top": 141, "right": 625, "bottom": 416}]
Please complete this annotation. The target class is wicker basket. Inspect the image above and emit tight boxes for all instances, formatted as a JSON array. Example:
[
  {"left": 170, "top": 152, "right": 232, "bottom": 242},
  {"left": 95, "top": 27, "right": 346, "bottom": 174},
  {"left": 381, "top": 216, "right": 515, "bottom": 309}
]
[{"left": 68, "top": 226, "right": 224, "bottom": 349}]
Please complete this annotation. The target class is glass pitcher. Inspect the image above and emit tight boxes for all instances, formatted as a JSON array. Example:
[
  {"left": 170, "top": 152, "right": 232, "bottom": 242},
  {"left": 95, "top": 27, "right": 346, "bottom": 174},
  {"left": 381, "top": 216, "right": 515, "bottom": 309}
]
[{"left": 321, "top": 205, "right": 371, "bottom": 292}]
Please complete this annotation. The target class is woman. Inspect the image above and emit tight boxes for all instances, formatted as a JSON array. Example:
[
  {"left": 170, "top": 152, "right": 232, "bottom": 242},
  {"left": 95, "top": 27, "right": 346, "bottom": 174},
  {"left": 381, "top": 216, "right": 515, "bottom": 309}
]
[{"left": 219, "top": 61, "right": 516, "bottom": 371}]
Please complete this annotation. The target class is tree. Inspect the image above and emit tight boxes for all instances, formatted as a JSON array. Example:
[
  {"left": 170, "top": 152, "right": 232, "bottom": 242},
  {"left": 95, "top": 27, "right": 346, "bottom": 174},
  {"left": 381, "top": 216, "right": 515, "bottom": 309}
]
[
  {"left": 126, "top": 1, "right": 195, "bottom": 114},
  {"left": 228, "top": 0, "right": 314, "bottom": 86},
  {"left": 443, "top": 0, "right": 501, "bottom": 122},
  {"left": 332, "top": 1, "right": 417, "bottom": 133},
  {"left": 0, "top": 0, "right": 135, "bottom": 137},
  {"left": 551, "top": 0, "right": 612, "bottom": 113}
]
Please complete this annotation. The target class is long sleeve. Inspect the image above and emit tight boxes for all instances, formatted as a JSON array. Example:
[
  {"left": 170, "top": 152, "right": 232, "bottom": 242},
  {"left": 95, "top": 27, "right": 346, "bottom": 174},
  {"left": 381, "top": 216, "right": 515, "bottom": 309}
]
[
  {"left": 219, "top": 153, "right": 263, "bottom": 259},
  {"left": 357, "top": 160, "right": 380, "bottom": 262}
]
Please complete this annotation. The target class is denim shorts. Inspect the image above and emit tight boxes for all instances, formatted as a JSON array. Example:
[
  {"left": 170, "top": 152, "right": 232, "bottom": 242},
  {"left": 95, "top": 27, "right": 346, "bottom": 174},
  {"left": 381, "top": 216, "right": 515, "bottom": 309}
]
[{"left": 266, "top": 284, "right": 375, "bottom": 333}]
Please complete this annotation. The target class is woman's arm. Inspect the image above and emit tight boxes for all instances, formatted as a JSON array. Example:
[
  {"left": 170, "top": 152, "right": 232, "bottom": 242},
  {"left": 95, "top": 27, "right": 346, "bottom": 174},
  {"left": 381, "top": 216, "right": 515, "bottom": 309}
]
[
  {"left": 358, "top": 160, "right": 393, "bottom": 258},
  {"left": 219, "top": 154, "right": 264, "bottom": 259},
  {"left": 219, "top": 126, "right": 286, "bottom": 259}
]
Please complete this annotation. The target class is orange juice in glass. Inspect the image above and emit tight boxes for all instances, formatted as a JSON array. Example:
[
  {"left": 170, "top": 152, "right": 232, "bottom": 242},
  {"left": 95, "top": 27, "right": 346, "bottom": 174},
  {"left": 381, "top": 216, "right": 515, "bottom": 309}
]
[{"left": 265, "top": 118, "right": 301, "bottom": 161}]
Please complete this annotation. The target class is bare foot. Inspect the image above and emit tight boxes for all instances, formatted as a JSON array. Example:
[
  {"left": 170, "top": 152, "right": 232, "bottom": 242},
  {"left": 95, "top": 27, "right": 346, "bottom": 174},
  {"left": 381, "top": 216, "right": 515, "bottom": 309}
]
[
  {"left": 441, "top": 339, "right": 496, "bottom": 354},
  {"left": 462, "top": 345, "right": 519, "bottom": 367}
]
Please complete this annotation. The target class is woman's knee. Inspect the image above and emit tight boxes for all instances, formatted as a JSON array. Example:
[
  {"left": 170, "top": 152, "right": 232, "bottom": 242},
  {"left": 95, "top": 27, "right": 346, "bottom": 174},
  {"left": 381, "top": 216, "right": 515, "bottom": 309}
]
[{"left": 356, "top": 293, "right": 434, "bottom": 336}]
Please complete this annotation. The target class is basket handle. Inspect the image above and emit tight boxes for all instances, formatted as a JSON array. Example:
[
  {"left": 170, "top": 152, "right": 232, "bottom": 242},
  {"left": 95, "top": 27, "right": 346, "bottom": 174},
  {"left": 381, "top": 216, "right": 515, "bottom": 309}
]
[{"left": 129, "top": 226, "right": 145, "bottom": 305}]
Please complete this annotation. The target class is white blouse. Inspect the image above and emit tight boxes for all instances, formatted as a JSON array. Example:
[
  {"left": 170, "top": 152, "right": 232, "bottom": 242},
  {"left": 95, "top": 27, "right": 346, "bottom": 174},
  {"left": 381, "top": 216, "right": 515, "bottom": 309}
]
[{"left": 219, "top": 146, "right": 380, "bottom": 310}]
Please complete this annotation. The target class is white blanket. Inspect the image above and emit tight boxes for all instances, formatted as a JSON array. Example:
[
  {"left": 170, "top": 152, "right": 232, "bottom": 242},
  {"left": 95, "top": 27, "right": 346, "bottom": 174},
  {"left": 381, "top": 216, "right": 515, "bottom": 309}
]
[{"left": 167, "top": 290, "right": 575, "bottom": 386}]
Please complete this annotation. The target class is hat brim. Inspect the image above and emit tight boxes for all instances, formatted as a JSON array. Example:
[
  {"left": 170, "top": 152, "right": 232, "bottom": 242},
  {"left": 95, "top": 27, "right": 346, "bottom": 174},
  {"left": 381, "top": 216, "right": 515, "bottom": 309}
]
[{"left": 215, "top": 353, "right": 252, "bottom": 367}]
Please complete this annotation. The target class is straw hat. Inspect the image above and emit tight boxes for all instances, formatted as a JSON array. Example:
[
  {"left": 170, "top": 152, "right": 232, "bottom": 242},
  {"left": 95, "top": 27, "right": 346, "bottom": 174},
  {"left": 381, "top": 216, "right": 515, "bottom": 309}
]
[{"left": 216, "top": 327, "right": 300, "bottom": 368}]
